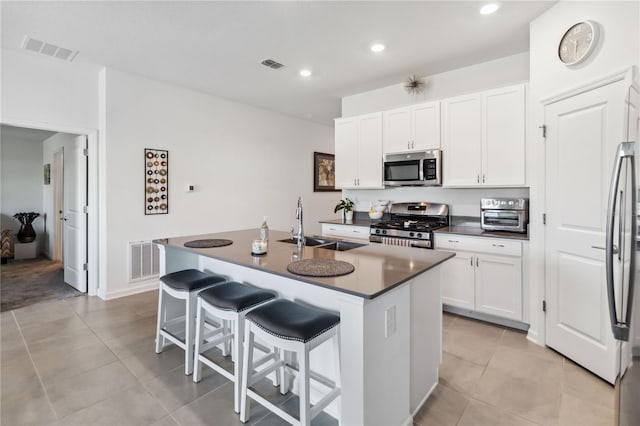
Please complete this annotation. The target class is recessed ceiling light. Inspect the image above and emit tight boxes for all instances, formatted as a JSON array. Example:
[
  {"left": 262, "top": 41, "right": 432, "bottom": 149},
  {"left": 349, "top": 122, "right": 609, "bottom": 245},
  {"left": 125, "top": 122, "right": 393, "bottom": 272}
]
[
  {"left": 299, "top": 69, "right": 312, "bottom": 77},
  {"left": 370, "top": 43, "right": 386, "bottom": 53},
  {"left": 480, "top": 3, "right": 500, "bottom": 15}
]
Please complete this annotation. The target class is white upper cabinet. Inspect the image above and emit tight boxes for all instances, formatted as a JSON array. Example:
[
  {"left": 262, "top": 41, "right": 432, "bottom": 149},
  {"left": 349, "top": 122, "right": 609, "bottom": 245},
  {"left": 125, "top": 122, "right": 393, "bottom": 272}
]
[
  {"left": 442, "top": 83, "right": 526, "bottom": 187},
  {"left": 335, "top": 112, "right": 383, "bottom": 189},
  {"left": 383, "top": 101, "right": 440, "bottom": 154}
]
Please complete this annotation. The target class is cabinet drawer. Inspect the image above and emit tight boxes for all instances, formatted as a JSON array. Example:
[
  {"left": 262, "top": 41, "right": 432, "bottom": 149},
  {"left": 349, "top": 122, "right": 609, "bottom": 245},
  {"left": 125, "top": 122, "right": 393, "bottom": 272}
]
[
  {"left": 435, "top": 234, "right": 521, "bottom": 257},
  {"left": 321, "top": 224, "right": 370, "bottom": 241}
]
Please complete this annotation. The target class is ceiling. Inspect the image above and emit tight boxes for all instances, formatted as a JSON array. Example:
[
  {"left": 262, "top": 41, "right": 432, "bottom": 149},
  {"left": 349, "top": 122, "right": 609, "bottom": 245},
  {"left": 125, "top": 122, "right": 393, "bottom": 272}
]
[{"left": 1, "top": 1, "right": 555, "bottom": 126}]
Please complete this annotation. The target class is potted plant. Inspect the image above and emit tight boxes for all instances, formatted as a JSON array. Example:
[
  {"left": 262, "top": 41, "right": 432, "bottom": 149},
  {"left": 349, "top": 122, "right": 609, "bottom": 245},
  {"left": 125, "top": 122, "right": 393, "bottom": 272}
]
[{"left": 334, "top": 198, "right": 355, "bottom": 222}]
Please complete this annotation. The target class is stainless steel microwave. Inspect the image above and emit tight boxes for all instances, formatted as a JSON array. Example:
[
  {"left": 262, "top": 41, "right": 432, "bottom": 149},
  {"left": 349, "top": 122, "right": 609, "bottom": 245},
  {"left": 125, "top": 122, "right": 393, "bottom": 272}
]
[{"left": 383, "top": 149, "right": 442, "bottom": 187}]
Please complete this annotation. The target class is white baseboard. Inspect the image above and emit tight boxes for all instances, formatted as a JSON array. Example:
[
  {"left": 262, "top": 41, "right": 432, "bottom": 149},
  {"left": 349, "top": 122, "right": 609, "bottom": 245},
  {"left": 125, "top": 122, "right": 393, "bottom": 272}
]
[
  {"left": 526, "top": 329, "right": 542, "bottom": 346},
  {"left": 412, "top": 379, "right": 438, "bottom": 418},
  {"left": 100, "top": 279, "right": 159, "bottom": 300}
]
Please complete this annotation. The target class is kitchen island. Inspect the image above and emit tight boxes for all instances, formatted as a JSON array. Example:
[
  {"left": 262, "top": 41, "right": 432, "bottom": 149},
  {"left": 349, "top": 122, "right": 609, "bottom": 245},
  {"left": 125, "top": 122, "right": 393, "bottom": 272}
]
[{"left": 155, "top": 229, "right": 454, "bottom": 426}]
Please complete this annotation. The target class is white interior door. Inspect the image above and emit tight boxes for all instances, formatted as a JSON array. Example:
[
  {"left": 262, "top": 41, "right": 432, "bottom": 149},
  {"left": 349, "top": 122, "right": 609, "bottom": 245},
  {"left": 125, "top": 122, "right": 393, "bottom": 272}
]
[
  {"left": 53, "top": 148, "right": 64, "bottom": 262},
  {"left": 63, "top": 135, "right": 88, "bottom": 292},
  {"left": 545, "top": 80, "right": 628, "bottom": 384}
]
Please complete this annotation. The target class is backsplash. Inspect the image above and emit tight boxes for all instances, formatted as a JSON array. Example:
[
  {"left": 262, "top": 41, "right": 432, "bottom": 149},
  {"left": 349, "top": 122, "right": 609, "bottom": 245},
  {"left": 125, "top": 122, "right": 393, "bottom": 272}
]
[{"left": 342, "top": 187, "right": 530, "bottom": 217}]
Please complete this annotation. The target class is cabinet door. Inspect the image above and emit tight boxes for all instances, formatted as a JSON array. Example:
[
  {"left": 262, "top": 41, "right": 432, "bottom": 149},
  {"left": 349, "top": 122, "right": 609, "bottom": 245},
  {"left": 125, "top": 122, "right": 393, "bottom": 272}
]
[
  {"left": 357, "top": 112, "right": 384, "bottom": 188},
  {"left": 442, "top": 94, "right": 482, "bottom": 186},
  {"left": 482, "top": 85, "right": 526, "bottom": 186},
  {"left": 412, "top": 101, "right": 441, "bottom": 150},
  {"left": 475, "top": 254, "right": 522, "bottom": 321},
  {"left": 321, "top": 224, "right": 370, "bottom": 241},
  {"left": 384, "top": 107, "right": 412, "bottom": 154},
  {"left": 441, "top": 250, "right": 475, "bottom": 310},
  {"left": 335, "top": 117, "right": 358, "bottom": 188}
]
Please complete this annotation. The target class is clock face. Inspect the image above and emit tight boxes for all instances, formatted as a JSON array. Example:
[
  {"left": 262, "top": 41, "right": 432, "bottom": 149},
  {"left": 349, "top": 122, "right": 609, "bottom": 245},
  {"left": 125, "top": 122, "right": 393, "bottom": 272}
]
[{"left": 558, "top": 21, "right": 598, "bottom": 65}]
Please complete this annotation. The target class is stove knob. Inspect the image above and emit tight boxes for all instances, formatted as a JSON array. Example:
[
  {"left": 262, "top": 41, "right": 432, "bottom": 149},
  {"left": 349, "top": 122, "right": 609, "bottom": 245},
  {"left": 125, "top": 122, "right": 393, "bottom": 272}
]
[
  {"left": 376, "top": 229, "right": 381, "bottom": 234},
  {"left": 409, "top": 232, "right": 415, "bottom": 237},
  {"left": 382, "top": 230, "right": 387, "bottom": 235},
  {"left": 417, "top": 233, "right": 423, "bottom": 238}
]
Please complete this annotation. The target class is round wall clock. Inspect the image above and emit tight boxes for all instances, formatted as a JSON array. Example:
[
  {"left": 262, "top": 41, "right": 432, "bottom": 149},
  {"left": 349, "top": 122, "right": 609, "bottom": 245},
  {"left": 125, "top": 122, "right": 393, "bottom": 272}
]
[{"left": 558, "top": 21, "right": 599, "bottom": 66}]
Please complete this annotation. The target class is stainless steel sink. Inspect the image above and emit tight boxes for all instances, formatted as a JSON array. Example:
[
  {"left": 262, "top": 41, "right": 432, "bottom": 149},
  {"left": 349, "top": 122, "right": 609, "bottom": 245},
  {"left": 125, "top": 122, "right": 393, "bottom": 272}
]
[
  {"left": 317, "top": 241, "right": 366, "bottom": 251},
  {"left": 277, "top": 237, "right": 365, "bottom": 251}
]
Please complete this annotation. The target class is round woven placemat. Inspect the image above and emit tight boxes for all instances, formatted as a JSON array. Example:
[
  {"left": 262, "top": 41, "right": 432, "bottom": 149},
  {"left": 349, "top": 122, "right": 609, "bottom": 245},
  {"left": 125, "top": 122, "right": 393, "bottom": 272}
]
[
  {"left": 184, "top": 239, "right": 233, "bottom": 248},
  {"left": 286, "top": 259, "right": 355, "bottom": 277}
]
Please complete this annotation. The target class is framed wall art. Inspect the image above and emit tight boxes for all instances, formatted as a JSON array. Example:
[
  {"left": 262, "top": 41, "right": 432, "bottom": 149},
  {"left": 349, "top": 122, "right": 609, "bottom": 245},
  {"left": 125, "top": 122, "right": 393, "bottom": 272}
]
[
  {"left": 313, "top": 152, "right": 339, "bottom": 192},
  {"left": 144, "top": 148, "right": 168, "bottom": 215},
  {"left": 43, "top": 164, "right": 51, "bottom": 185}
]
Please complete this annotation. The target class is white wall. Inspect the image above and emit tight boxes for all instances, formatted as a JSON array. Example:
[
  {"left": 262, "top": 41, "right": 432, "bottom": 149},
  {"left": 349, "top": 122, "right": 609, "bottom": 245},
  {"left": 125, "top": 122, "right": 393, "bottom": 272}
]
[
  {"left": 42, "top": 132, "right": 79, "bottom": 259},
  {"left": 342, "top": 52, "right": 529, "bottom": 118},
  {"left": 0, "top": 49, "right": 100, "bottom": 131},
  {"left": 100, "top": 68, "right": 338, "bottom": 298},
  {"left": 527, "top": 1, "right": 640, "bottom": 345},
  {"left": 0, "top": 132, "right": 45, "bottom": 253}
]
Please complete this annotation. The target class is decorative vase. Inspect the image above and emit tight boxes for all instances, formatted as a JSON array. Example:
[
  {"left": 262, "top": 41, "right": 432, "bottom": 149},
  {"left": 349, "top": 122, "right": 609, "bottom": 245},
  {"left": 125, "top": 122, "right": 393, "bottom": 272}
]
[{"left": 17, "top": 223, "right": 36, "bottom": 243}]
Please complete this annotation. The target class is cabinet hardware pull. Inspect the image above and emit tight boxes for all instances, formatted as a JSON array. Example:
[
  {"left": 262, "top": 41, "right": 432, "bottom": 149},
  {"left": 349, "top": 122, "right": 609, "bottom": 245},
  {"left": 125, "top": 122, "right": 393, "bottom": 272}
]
[
  {"left": 476, "top": 257, "right": 479, "bottom": 267},
  {"left": 353, "top": 230, "right": 360, "bottom": 233},
  {"left": 448, "top": 240, "right": 459, "bottom": 243},
  {"left": 329, "top": 228, "right": 336, "bottom": 231},
  {"left": 470, "top": 257, "right": 473, "bottom": 266},
  {"left": 477, "top": 174, "right": 480, "bottom": 183},
  {"left": 482, "top": 174, "right": 486, "bottom": 183},
  {"left": 492, "top": 244, "right": 505, "bottom": 248}
]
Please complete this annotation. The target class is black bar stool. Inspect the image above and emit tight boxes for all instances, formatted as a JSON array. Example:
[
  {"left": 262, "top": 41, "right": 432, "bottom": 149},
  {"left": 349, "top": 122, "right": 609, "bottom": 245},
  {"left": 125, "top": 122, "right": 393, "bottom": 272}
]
[
  {"left": 193, "top": 281, "right": 278, "bottom": 413},
  {"left": 155, "top": 269, "right": 226, "bottom": 375},
  {"left": 240, "top": 299, "right": 341, "bottom": 426}
]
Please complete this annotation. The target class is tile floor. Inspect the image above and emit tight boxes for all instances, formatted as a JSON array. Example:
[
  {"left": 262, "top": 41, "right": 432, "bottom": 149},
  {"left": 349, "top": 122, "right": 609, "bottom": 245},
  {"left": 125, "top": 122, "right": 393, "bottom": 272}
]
[{"left": 1, "top": 291, "right": 615, "bottom": 426}]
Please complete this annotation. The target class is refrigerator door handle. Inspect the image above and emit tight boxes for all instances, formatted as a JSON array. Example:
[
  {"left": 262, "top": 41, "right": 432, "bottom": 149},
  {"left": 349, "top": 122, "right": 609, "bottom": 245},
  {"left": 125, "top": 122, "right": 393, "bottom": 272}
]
[{"left": 606, "top": 142, "right": 637, "bottom": 342}]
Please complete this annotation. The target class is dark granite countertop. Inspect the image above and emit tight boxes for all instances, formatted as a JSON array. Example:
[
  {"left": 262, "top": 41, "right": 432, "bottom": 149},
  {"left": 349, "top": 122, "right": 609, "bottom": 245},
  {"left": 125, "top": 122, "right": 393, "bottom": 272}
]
[
  {"left": 154, "top": 229, "right": 455, "bottom": 299},
  {"left": 435, "top": 217, "right": 529, "bottom": 241}
]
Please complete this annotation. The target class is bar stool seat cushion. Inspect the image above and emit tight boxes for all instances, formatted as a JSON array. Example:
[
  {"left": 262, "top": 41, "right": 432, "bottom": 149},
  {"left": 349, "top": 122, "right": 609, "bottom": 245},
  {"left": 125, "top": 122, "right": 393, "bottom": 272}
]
[
  {"left": 246, "top": 299, "right": 340, "bottom": 343},
  {"left": 199, "top": 282, "right": 277, "bottom": 312},
  {"left": 160, "top": 269, "right": 225, "bottom": 292}
]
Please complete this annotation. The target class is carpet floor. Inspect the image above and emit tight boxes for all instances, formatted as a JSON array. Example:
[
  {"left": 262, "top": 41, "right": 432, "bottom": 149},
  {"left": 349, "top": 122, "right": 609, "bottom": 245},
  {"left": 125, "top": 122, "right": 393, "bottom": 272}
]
[{"left": 0, "top": 257, "right": 82, "bottom": 312}]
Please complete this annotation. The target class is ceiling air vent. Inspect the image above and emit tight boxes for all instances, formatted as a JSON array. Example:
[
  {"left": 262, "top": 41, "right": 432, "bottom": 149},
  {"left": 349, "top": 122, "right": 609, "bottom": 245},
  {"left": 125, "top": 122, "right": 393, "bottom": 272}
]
[
  {"left": 261, "top": 59, "right": 284, "bottom": 70},
  {"left": 21, "top": 36, "right": 79, "bottom": 62}
]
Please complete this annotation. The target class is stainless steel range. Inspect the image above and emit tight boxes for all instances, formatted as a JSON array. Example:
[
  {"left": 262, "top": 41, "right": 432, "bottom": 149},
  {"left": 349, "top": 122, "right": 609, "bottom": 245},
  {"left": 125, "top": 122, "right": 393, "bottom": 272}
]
[{"left": 369, "top": 202, "right": 449, "bottom": 249}]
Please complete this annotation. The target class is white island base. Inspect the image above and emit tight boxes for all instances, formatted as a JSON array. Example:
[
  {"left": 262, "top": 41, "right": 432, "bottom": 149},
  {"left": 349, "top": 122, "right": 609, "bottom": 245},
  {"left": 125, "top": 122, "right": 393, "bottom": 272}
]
[{"left": 158, "top": 244, "right": 442, "bottom": 426}]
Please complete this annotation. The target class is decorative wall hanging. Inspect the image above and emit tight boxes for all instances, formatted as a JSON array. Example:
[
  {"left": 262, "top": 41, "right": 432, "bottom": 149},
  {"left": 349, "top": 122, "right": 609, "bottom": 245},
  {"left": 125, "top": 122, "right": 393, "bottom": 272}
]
[
  {"left": 144, "top": 148, "right": 168, "bottom": 215},
  {"left": 313, "top": 152, "right": 339, "bottom": 192},
  {"left": 43, "top": 164, "right": 51, "bottom": 185}
]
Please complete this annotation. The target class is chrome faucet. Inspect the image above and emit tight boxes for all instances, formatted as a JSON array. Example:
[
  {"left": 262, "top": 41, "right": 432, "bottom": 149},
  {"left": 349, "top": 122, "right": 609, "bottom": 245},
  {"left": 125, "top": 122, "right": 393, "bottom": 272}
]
[{"left": 295, "top": 196, "right": 305, "bottom": 249}]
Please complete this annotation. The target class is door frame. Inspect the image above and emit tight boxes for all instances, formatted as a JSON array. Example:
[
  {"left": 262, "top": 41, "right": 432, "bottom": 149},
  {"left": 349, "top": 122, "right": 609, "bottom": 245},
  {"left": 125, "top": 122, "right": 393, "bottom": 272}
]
[
  {"left": 1, "top": 118, "right": 99, "bottom": 296},
  {"left": 53, "top": 146, "right": 64, "bottom": 262}
]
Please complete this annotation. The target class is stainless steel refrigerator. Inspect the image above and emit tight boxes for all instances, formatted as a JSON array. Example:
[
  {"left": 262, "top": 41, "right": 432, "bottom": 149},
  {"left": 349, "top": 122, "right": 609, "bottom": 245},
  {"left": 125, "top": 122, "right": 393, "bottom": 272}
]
[{"left": 606, "top": 141, "right": 639, "bottom": 426}]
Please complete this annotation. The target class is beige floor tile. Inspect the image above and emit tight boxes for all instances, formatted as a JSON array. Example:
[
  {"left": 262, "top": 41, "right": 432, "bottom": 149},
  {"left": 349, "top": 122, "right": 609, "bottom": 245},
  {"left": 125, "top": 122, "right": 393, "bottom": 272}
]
[
  {"left": 79, "top": 304, "right": 147, "bottom": 332},
  {"left": 472, "top": 367, "right": 561, "bottom": 425},
  {"left": 12, "top": 299, "right": 76, "bottom": 327},
  {"left": 121, "top": 345, "right": 186, "bottom": 381},
  {"left": 104, "top": 335, "right": 158, "bottom": 360},
  {"left": 25, "top": 325, "right": 102, "bottom": 355},
  {"left": 53, "top": 384, "right": 167, "bottom": 426},
  {"left": 449, "top": 316, "right": 506, "bottom": 337},
  {"left": 439, "top": 351, "right": 485, "bottom": 396},
  {"left": 414, "top": 385, "right": 469, "bottom": 426},
  {"left": 149, "top": 415, "right": 180, "bottom": 426},
  {"left": 172, "top": 381, "right": 271, "bottom": 426},
  {"left": 1, "top": 326, "right": 29, "bottom": 363},
  {"left": 1, "top": 355, "right": 39, "bottom": 391},
  {"left": 499, "top": 329, "right": 563, "bottom": 362},
  {"left": 1, "top": 380, "right": 57, "bottom": 426},
  {"left": 64, "top": 295, "right": 111, "bottom": 315},
  {"left": 457, "top": 399, "right": 538, "bottom": 426},
  {"left": 95, "top": 316, "right": 157, "bottom": 346},
  {"left": 443, "top": 325, "right": 502, "bottom": 366},
  {"left": 558, "top": 391, "right": 615, "bottom": 426},
  {"left": 442, "top": 313, "right": 456, "bottom": 329},
  {"left": 142, "top": 361, "right": 229, "bottom": 411},
  {"left": 45, "top": 361, "right": 139, "bottom": 418},
  {"left": 31, "top": 340, "right": 118, "bottom": 386},
  {"left": 487, "top": 346, "right": 563, "bottom": 386},
  {"left": 562, "top": 361, "right": 615, "bottom": 410},
  {"left": 19, "top": 314, "right": 89, "bottom": 343}
]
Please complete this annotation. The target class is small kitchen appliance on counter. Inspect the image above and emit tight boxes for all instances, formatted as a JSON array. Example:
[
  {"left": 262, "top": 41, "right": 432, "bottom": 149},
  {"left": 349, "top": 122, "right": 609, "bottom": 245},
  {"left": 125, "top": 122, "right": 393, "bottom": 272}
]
[
  {"left": 480, "top": 198, "right": 529, "bottom": 234},
  {"left": 369, "top": 202, "right": 449, "bottom": 249}
]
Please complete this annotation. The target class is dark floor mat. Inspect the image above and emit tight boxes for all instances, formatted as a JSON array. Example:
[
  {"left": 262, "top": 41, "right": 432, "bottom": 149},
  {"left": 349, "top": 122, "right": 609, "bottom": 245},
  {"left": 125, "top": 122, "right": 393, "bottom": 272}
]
[{"left": 0, "top": 257, "right": 83, "bottom": 312}]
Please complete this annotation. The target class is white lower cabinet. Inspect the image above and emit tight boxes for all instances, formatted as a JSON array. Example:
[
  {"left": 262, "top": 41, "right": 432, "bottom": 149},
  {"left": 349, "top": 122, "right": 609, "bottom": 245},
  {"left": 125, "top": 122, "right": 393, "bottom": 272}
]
[
  {"left": 436, "top": 234, "right": 523, "bottom": 322},
  {"left": 321, "top": 223, "right": 370, "bottom": 241}
]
